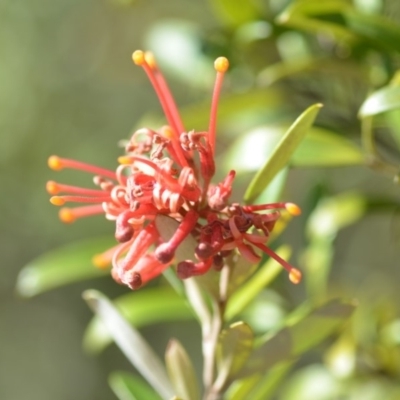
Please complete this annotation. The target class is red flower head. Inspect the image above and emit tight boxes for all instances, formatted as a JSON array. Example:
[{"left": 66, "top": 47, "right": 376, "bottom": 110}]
[{"left": 47, "top": 50, "right": 302, "bottom": 290}]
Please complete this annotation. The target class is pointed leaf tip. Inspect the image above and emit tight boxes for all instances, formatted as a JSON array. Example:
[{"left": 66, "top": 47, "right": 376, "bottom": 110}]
[
  {"left": 244, "top": 103, "right": 323, "bottom": 203},
  {"left": 165, "top": 339, "right": 200, "bottom": 400},
  {"left": 83, "top": 290, "right": 174, "bottom": 399}
]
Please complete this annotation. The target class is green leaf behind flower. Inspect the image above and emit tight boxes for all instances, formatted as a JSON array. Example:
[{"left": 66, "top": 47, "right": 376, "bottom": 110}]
[
  {"left": 16, "top": 237, "right": 114, "bottom": 297},
  {"left": 109, "top": 371, "right": 162, "bottom": 400},
  {"left": 244, "top": 103, "right": 322, "bottom": 203}
]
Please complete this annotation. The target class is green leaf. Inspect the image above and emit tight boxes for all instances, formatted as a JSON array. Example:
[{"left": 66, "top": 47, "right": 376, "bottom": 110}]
[
  {"left": 83, "top": 287, "right": 194, "bottom": 354},
  {"left": 215, "top": 322, "right": 254, "bottom": 389},
  {"left": 359, "top": 85, "right": 400, "bottom": 117},
  {"left": 226, "top": 246, "right": 291, "bottom": 320},
  {"left": 165, "top": 339, "right": 200, "bottom": 400},
  {"left": 343, "top": 10, "right": 400, "bottom": 53},
  {"left": 227, "top": 361, "right": 293, "bottom": 400},
  {"left": 279, "top": 0, "right": 352, "bottom": 18},
  {"left": 246, "top": 361, "right": 293, "bottom": 400},
  {"left": 225, "top": 125, "right": 362, "bottom": 174},
  {"left": 234, "top": 298, "right": 356, "bottom": 379},
  {"left": 207, "top": 0, "right": 260, "bottom": 26},
  {"left": 16, "top": 237, "right": 114, "bottom": 297},
  {"left": 244, "top": 104, "right": 322, "bottom": 203},
  {"left": 109, "top": 371, "right": 162, "bottom": 400},
  {"left": 385, "top": 109, "right": 400, "bottom": 148},
  {"left": 307, "top": 192, "right": 366, "bottom": 239},
  {"left": 277, "top": 1, "right": 357, "bottom": 42},
  {"left": 83, "top": 290, "right": 175, "bottom": 399}
]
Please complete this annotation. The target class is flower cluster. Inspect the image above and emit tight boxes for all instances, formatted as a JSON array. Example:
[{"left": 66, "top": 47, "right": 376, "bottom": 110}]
[{"left": 47, "top": 50, "right": 302, "bottom": 290}]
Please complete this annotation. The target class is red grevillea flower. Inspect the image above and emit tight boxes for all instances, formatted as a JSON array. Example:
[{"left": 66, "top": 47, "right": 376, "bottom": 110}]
[{"left": 47, "top": 50, "right": 302, "bottom": 290}]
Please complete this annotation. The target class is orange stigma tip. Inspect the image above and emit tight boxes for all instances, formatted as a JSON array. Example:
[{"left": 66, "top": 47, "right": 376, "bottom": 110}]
[
  {"left": 118, "top": 156, "right": 132, "bottom": 165},
  {"left": 50, "top": 196, "right": 65, "bottom": 206},
  {"left": 59, "top": 208, "right": 76, "bottom": 223},
  {"left": 162, "top": 126, "right": 174, "bottom": 139},
  {"left": 132, "top": 50, "right": 145, "bottom": 65},
  {"left": 285, "top": 203, "right": 301, "bottom": 216},
  {"left": 46, "top": 181, "right": 59, "bottom": 194},
  {"left": 289, "top": 268, "right": 302, "bottom": 284},
  {"left": 214, "top": 57, "right": 229, "bottom": 73},
  {"left": 144, "top": 51, "right": 156, "bottom": 68},
  {"left": 92, "top": 254, "right": 110, "bottom": 269},
  {"left": 48, "top": 155, "right": 63, "bottom": 171}
]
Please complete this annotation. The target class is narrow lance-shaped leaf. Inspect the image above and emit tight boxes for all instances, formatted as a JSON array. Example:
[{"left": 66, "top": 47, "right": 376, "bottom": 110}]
[
  {"left": 233, "top": 298, "right": 356, "bottom": 379},
  {"left": 359, "top": 85, "right": 400, "bottom": 118},
  {"left": 16, "top": 237, "right": 114, "bottom": 297},
  {"left": 83, "top": 287, "right": 194, "bottom": 354},
  {"left": 343, "top": 10, "right": 400, "bottom": 54},
  {"left": 244, "top": 104, "right": 322, "bottom": 203},
  {"left": 165, "top": 339, "right": 200, "bottom": 400},
  {"left": 83, "top": 290, "right": 175, "bottom": 399},
  {"left": 225, "top": 126, "right": 362, "bottom": 173},
  {"left": 109, "top": 371, "right": 162, "bottom": 400},
  {"left": 276, "top": 1, "right": 357, "bottom": 42}
]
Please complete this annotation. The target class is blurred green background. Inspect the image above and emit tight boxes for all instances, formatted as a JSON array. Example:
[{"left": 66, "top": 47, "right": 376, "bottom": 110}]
[{"left": 1, "top": 0, "right": 400, "bottom": 399}]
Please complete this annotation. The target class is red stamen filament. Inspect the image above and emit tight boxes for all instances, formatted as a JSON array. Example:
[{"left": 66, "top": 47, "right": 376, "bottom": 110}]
[
  {"left": 208, "top": 57, "right": 229, "bottom": 156},
  {"left": 254, "top": 242, "right": 302, "bottom": 284},
  {"left": 46, "top": 181, "right": 107, "bottom": 196},
  {"left": 243, "top": 202, "right": 301, "bottom": 216},
  {"left": 132, "top": 51, "right": 188, "bottom": 167},
  {"left": 50, "top": 195, "right": 111, "bottom": 205},
  {"left": 48, "top": 156, "right": 116, "bottom": 181}
]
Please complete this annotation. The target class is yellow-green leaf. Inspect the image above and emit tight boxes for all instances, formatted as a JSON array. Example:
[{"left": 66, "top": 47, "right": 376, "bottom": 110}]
[
  {"left": 215, "top": 322, "right": 254, "bottom": 388},
  {"left": 165, "top": 339, "right": 200, "bottom": 400},
  {"left": 16, "top": 237, "right": 114, "bottom": 297},
  {"left": 244, "top": 104, "right": 322, "bottom": 203},
  {"left": 109, "top": 371, "right": 162, "bottom": 400},
  {"left": 234, "top": 299, "right": 356, "bottom": 379}
]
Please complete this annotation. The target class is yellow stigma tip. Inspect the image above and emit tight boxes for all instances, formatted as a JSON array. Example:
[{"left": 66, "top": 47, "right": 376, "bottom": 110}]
[
  {"left": 46, "top": 181, "right": 59, "bottom": 194},
  {"left": 92, "top": 254, "right": 110, "bottom": 269},
  {"left": 132, "top": 50, "right": 145, "bottom": 65},
  {"left": 59, "top": 208, "right": 75, "bottom": 223},
  {"left": 289, "top": 268, "right": 302, "bottom": 284},
  {"left": 214, "top": 57, "right": 229, "bottom": 73},
  {"left": 144, "top": 51, "right": 156, "bottom": 69},
  {"left": 50, "top": 196, "right": 65, "bottom": 206},
  {"left": 286, "top": 203, "right": 301, "bottom": 216},
  {"left": 48, "top": 156, "right": 63, "bottom": 171},
  {"left": 118, "top": 156, "right": 132, "bottom": 165},
  {"left": 161, "top": 126, "right": 174, "bottom": 139}
]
